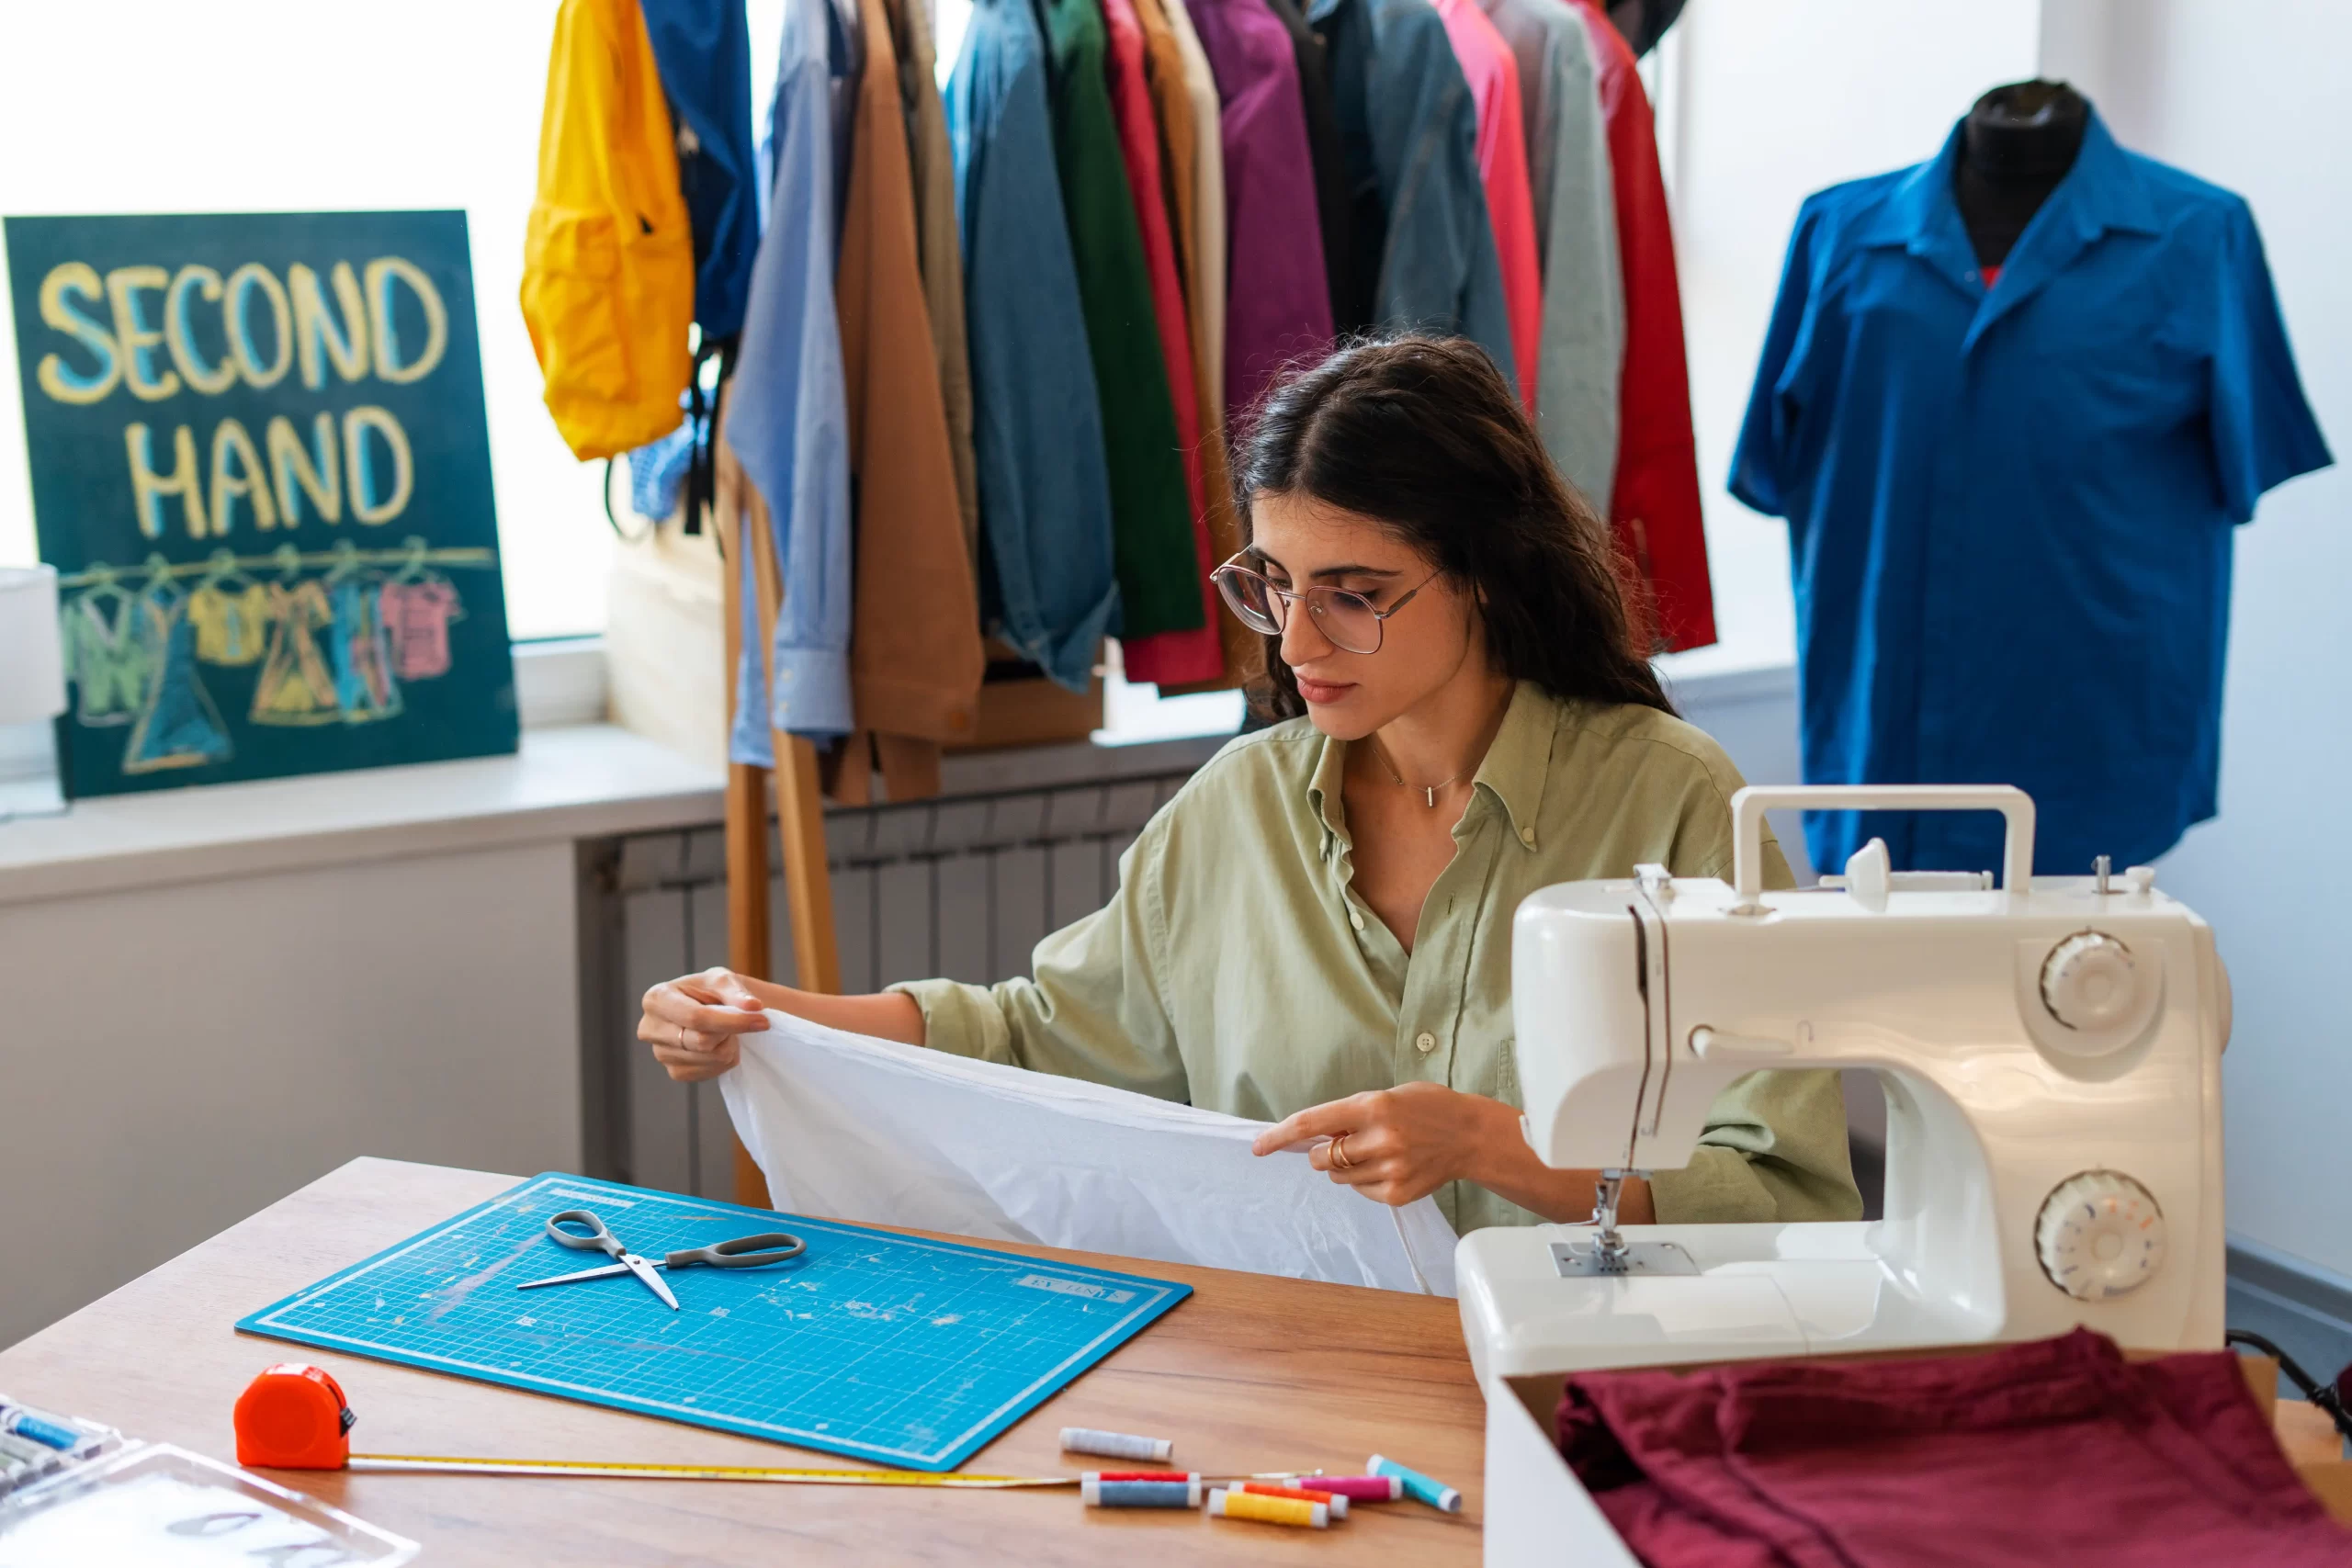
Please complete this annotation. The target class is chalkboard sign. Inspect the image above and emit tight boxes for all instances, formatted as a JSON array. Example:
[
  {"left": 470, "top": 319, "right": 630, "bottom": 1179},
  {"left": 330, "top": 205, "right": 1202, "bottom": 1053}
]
[{"left": 4, "top": 210, "right": 517, "bottom": 799}]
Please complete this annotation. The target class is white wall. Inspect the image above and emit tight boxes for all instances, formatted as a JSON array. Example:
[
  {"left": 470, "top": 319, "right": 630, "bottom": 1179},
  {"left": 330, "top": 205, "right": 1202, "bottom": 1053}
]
[
  {"left": 2042, "top": 0, "right": 2352, "bottom": 1280},
  {"left": 1658, "top": 0, "right": 2042, "bottom": 678},
  {"left": 0, "top": 842, "right": 583, "bottom": 1347}
]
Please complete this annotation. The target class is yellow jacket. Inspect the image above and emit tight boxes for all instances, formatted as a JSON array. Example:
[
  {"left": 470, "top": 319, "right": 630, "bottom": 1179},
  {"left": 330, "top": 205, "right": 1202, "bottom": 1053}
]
[{"left": 522, "top": 0, "right": 694, "bottom": 461}]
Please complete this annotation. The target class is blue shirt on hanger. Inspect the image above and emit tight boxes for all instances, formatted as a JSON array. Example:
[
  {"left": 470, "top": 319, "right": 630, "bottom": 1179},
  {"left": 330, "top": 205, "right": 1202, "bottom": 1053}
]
[
  {"left": 1731, "top": 110, "right": 2329, "bottom": 877},
  {"left": 727, "top": 0, "right": 857, "bottom": 763},
  {"left": 945, "top": 0, "right": 1120, "bottom": 691},
  {"left": 1308, "top": 0, "right": 1515, "bottom": 396}
]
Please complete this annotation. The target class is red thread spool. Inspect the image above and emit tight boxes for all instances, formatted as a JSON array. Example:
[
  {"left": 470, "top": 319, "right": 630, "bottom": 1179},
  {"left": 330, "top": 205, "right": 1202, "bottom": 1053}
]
[{"left": 234, "top": 1362, "right": 355, "bottom": 1470}]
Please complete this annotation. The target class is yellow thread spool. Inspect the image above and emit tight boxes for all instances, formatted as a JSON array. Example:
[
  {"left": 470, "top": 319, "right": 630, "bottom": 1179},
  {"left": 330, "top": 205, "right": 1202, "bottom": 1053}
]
[{"left": 1208, "top": 1487, "right": 1329, "bottom": 1529}]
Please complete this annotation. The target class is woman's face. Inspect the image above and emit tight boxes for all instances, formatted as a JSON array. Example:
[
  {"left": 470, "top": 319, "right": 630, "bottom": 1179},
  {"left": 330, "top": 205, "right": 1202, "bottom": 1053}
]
[{"left": 1245, "top": 491, "right": 1487, "bottom": 739}]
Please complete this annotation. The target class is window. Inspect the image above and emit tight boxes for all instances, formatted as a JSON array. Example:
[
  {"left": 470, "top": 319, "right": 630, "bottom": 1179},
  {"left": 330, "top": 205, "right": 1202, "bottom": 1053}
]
[{"left": 0, "top": 2, "right": 611, "bottom": 640}]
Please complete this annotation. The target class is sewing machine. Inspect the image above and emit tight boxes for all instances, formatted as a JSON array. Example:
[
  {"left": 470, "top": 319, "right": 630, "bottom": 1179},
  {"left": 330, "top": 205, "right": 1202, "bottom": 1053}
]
[
  {"left": 1461, "top": 781, "right": 2229, "bottom": 1374},
  {"left": 1463, "top": 785, "right": 2230, "bottom": 1562}
]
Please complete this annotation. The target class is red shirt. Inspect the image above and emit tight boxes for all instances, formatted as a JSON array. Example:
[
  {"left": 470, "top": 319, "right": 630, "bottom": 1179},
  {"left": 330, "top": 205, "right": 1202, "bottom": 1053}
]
[
  {"left": 1570, "top": 0, "right": 1715, "bottom": 652},
  {"left": 1101, "top": 0, "right": 1224, "bottom": 686}
]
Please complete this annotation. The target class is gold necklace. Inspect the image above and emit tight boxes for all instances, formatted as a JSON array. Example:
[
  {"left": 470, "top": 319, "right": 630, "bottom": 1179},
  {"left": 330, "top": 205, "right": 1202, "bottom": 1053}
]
[{"left": 1368, "top": 735, "right": 1467, "bottom": 807}]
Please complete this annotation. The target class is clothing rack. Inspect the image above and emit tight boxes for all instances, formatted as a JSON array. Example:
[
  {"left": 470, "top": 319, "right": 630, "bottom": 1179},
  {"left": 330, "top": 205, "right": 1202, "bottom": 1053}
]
[{"left": 59, "top": 543, "right": 498, "bottom": 590}]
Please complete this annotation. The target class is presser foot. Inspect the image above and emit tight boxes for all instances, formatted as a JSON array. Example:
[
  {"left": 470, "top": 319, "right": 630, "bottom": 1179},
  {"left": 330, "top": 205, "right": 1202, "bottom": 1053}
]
[{"left": 1549, "top": 1238, "right": 1702, "bottom": 1278}]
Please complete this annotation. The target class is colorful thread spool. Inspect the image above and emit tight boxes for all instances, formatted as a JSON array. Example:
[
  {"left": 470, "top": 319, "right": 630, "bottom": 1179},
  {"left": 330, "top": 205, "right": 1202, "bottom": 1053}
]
[
  {"left": 1280, "top": 1474, "right": 1400, "bottom": 1501},
  {"left": 1059, "top": 1427, "right": 1172, "bottom": 1463},
  {"left": 1368, "top": 1452, "right": 1462, "bottom": 1513},
  {"left": 1238, "top": 1481, "right": 1349, "bottom": 1518},
  {"left": 1207, "top": 1487, "right": 1329, "bottom": 1529},
  {"left": 0, "top": 1408, "right": 82, "bottom": 1453},
  {"left": 1081, "top": 1471, "right": 1199, "bottom": 1484},
  {"left": 1081, "top": 1477, "right": 1201, "bottom": 1508}
]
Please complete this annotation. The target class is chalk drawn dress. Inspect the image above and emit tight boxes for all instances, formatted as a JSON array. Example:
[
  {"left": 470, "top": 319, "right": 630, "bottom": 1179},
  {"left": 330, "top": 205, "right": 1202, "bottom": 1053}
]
[
  {"left": 250, "top": 579, "right": 342, "bottom": 725},
  {"left": 123, "top": 584, "right": 233, "bottom": 773}
]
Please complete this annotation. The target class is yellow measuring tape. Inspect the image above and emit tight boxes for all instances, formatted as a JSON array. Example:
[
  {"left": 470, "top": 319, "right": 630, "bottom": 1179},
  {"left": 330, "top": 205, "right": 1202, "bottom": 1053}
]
[{"left": 348, "top": 1453, "right": 1079, "bottom": 1486}]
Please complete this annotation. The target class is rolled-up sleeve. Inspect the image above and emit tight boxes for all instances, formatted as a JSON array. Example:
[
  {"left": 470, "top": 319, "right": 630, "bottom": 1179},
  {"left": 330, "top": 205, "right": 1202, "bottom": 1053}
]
[
  {"left": 1649, "top": 744, "right": 1862, "bottom": 1224},
  {"left": 1650, "top": 1068, "right": 1862, "bottom": 1224},
  {"left": 890, "top": 821, "right": 1190, "bottom": 1102}
]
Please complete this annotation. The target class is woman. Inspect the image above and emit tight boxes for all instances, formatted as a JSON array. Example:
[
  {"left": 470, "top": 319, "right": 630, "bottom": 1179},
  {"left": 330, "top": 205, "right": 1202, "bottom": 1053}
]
[{"left": 642, "top": 336, "right": 1859, "bottom": 1232}]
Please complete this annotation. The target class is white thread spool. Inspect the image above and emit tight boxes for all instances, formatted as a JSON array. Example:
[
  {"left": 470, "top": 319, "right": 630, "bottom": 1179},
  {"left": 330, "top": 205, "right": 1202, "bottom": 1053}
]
[{"left": 1058, "top": 1427, "right": 1172, "bottom": 1463}]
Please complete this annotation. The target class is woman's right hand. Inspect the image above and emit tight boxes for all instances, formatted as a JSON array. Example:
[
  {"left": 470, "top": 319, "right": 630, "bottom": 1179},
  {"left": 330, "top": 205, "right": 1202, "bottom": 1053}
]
[{"left": 639, "top": 967, "right": 775, "bottom": 1082}]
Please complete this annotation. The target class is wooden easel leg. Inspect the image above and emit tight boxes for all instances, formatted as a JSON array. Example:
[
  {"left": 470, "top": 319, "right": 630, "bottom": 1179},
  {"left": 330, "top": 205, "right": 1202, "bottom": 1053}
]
[
  {"left": 720, "top": 478, "right": 775, "bottom": 1210},
  {"left": 723, "top": 474, "right": 847, "bottom": 1208}
]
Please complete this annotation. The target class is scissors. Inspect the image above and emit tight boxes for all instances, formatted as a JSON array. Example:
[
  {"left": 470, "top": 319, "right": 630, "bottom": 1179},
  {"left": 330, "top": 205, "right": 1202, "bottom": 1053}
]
[{"left": 514, "top": 1210, "right": 807, "bottom": 1311}]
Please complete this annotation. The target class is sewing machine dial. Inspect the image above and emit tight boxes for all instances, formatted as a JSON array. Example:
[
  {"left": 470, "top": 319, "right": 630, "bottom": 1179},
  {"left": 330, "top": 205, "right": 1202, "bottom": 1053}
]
[
  {"left": 2040, "top": 931, "right": 2140, "bottom": 1031},
  {"left": 2035, "top": 1171, "right": 2165, "bottom": 1300}
]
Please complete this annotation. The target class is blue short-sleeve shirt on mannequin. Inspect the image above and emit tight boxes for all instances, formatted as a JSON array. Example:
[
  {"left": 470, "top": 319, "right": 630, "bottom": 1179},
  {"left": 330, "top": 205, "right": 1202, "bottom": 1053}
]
[{"left": 1730, "top": 109, "right": 2329, "bottom": 878}]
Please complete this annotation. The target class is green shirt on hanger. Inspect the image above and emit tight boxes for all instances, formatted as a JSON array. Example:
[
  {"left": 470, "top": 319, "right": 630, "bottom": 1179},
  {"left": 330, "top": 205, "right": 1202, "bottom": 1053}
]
[
  {"left": 896, "top": 682, "right": 1862, "bottom": 1235},
  {"left": 1035, "top": 0, "right": 1207, "bottom": 639}
]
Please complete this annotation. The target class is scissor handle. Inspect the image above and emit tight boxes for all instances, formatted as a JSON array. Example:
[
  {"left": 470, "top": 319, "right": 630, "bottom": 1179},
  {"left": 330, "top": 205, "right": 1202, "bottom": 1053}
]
[
  {"left": 663, "top": 1232, "right": 807, "bottom": 1269},
  {"left": 546, "top": 1210, "right": 624, "bottom": 1257}
]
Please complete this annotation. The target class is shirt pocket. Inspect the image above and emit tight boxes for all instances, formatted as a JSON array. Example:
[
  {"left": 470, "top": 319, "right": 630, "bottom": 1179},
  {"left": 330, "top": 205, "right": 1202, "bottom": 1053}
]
[{"left": 522, "top": 204, "right": 634, "bottom": 404}]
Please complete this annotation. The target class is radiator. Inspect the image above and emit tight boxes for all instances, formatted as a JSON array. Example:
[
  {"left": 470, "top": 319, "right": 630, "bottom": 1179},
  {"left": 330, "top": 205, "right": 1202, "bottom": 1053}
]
[{"left": 579, "top": 769, "right": 1198, "bottom": 1200}]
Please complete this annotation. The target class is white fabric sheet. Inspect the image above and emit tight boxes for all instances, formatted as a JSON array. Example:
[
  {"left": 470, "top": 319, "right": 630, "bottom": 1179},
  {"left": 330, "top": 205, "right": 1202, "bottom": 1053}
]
[{"left": 720, "top": 1011, "right": 1457, "bottom": 1296}]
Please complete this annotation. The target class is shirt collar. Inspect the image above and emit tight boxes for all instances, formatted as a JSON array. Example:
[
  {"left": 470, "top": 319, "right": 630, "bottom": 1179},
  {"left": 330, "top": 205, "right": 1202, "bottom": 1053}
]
[
  {"left": 1306, "top": 680, "right": 1556, "bottom": 858},
  {"left": 1860, "top": 107, "right": 2156, "bottom": 263},
  {"left": 1472, "top": 681, "right": 1555, "bottom": 852}
]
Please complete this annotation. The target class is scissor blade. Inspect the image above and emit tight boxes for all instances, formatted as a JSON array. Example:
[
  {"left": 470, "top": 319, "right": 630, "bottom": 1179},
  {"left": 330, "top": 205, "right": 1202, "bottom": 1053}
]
[
  {"left": 515, "top": 1261, "right": 635, "bottom": 1290},
  {"left": 624, "top": 1253, "right": 681, "bottom": 1310}
]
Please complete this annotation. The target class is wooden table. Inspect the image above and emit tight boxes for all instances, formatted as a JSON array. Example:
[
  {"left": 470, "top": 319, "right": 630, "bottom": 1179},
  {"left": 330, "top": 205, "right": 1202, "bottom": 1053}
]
[{"left": 0, "top": 1158, "right": 1486, "bottom": 1565}]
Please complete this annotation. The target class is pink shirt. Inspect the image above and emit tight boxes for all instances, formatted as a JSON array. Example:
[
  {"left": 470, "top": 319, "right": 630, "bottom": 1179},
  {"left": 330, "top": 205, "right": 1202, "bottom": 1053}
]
[
  {"left": 1435, "top": 0, "right": 1541, "bottom": 410},
  {"left": 1101, "top": 0, "right": 1224, "bottom": 687}
]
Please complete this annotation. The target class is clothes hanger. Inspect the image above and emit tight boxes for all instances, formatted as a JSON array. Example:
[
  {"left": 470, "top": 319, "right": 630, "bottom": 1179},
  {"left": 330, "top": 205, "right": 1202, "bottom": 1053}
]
[
  {"left": 323, "top": 537, "right": 364, "bottom": 583},
  {"left": 198, "top": 547, "right": 257, "bottom": 594}
]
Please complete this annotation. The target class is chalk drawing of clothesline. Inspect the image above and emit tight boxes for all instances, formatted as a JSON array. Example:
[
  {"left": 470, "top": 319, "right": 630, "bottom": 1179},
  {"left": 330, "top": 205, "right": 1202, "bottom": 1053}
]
[
  {"left": 59, "top": 536, "right": 503, "bottom": 777},
  {"left": 59, "top": 536, "right": 497, "bottom": 589}
]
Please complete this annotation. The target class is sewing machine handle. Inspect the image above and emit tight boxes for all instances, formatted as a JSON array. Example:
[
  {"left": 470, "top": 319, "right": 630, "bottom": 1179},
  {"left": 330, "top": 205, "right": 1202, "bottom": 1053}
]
[{"left": 1729, "top": 785, "right": 2036, "bottom": 900}]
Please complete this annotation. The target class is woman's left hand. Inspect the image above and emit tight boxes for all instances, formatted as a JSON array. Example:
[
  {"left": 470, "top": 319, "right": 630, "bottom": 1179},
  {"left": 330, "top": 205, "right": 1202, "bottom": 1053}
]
[{"left": 1250, "top": 1083, "right": 1515, "bottom": 1207}]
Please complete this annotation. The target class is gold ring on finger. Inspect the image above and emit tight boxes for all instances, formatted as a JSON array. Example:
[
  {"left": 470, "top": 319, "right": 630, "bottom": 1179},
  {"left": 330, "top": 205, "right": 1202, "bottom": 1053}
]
[{"left": 1330, "top": 1134, "right": 1351, "bottom": 1171}]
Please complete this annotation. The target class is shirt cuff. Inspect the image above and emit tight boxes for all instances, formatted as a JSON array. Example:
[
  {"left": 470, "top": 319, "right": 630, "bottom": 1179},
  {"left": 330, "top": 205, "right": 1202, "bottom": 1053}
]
[
  {"left": 770, "top": 645, "right": 854, "bottom": 739},
  {"left": 1647, "top": 1146, "right": 1779, "bottom": 1224},
  {"left": 888, "top": 977, "right": 1016, "bottom": 1066}
]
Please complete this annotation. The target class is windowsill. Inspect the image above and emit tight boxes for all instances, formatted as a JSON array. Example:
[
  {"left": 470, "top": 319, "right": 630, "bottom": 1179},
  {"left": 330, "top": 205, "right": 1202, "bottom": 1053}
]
[{"left": 0, "top": 725, "right": 727, "bottom": 908}]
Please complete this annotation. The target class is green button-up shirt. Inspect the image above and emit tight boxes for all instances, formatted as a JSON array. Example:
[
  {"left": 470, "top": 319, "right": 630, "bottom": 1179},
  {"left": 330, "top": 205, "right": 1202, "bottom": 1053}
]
[{"left": 897, "top": 682, "right": 1860, "bottom": 1235}]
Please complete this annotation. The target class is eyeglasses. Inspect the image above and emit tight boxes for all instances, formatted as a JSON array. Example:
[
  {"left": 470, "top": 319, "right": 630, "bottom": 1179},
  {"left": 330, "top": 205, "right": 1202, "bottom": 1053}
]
[{"left": 1209, "top": 554, "right": 1440, "bottom": 656}]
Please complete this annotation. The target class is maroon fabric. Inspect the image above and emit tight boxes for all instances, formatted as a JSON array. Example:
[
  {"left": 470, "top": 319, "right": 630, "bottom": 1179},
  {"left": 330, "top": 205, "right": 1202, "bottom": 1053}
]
[{"left": 1555, "top": 1329, "right": 2352, "bottom": 1568}]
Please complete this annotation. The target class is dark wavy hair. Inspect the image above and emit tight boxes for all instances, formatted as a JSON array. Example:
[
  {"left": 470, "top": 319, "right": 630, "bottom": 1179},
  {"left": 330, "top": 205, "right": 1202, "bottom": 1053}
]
[{"left": 1235, "top": 334, "right": 1674, "bottom": 722}]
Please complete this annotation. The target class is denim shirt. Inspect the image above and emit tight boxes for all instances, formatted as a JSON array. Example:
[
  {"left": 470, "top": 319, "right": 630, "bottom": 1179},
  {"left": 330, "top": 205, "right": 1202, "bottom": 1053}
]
[
  {"left": 945, "top": 0, "right": 1121, "bottom": 691},
  {"left": 727, "top": 0, "right": 855, "bottom": 763},
  {"left": 1309, "top": 0, "right": 1516, "bottom": 393}
]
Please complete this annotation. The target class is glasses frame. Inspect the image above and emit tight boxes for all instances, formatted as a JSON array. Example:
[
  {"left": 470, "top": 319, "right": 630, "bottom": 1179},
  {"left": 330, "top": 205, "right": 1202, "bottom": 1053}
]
[{"left": 1210, "top": 554, "right": 1441, "bottom": 656}]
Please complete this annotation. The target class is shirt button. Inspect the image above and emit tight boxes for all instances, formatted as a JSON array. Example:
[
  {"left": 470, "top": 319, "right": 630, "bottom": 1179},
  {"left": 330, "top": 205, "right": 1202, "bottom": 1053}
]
[
  {"left": 1350, "top": 911, "right": 1365, "bottom": 932},
  {"left": 1520, "top": 826, "right": 1536, "bottom": 846},
  {"left": 1415, "top": 1031, "right": 1436, "bottom": 1054}
]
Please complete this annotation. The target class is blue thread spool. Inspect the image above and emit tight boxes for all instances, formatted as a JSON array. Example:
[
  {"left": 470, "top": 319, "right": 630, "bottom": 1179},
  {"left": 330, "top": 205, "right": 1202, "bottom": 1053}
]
[{"left": 1082, "top": 1477, "right": 1203, "bottom": 1508}]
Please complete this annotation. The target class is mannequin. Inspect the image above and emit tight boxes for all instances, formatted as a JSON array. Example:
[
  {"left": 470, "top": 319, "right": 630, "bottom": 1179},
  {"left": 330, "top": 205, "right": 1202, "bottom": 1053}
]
[{"left": 1953, "top": 80, "right": 2089, "bottom": 269}]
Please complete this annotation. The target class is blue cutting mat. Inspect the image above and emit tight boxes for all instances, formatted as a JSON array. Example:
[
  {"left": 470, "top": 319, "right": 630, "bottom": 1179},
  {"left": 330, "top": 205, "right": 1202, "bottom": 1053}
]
[{"left": 236, "top": 1174, "right": 1191, "bottom": 1472}]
